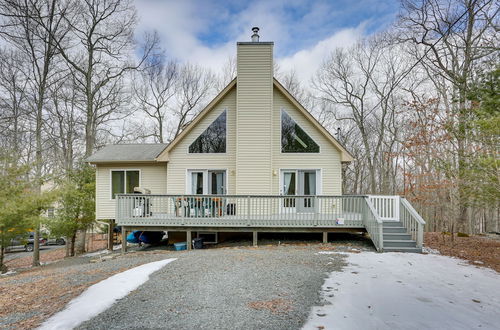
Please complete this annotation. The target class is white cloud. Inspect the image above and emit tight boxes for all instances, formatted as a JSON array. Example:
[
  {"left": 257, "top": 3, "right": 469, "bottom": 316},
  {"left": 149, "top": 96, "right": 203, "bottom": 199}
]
[
  {"left": 134, "top": 0, "right": 366, "bottom": 87},
  {"left": 277, "top": 25, "right": 365, "bottom": 85}
]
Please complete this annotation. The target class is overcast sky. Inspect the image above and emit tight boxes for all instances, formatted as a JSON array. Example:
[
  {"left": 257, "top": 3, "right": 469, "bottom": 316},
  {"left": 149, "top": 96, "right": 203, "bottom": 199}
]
[{"left": 134, "top": 0, "right": 399, "bottom": 83}]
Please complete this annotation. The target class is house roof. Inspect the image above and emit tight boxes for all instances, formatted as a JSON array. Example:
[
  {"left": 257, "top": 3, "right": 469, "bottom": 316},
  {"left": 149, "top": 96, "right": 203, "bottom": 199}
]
[
  {"left": 157, "top": 77, "right": 354, "bottom": 162},
  {"left": 86, "top": 144, "right": 168, "bottom": 164},
  {"left": 88, "top": 76, "right": 354, "bottom": 164},
  {"left": 156, "top": 78, "right": 237, "bottom": 161}
]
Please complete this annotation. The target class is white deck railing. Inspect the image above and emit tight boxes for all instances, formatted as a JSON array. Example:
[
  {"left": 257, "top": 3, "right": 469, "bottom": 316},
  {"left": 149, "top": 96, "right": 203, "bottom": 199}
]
[
  {"left": 362, "top": 197, "right": 384, "bottom": 251},
  {"left": 399, "top": 197, "right": 426, "bottom": 248},
  {"left": 115, "top": 194, "right": 413, "bottom": 252},
  {"left": 368, "top": 195, "right": 400, "bottom": 221},
  {"left": 116, "top": 194, "right": 366, "bottom": 228}
]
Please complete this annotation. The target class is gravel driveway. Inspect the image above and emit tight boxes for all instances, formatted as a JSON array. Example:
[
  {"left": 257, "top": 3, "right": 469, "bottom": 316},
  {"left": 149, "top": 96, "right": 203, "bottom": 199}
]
[{"left": 76, "top": 245, "right": 353, "bottom": 330}]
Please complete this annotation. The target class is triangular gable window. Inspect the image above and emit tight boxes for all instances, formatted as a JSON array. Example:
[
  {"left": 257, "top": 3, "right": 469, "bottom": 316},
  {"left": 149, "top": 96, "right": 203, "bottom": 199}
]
[
  {"left": 281, "top": 110, "right": 319, "bottom": 153},
  {"left": 189, "top": 110, "right": 226, "bottom": 153}
]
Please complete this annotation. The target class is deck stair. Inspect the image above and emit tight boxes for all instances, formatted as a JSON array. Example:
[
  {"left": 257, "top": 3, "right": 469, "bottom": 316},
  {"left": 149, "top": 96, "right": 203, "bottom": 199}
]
[{"left": 383, "top": 221, "right": 422, "bottom": 253}]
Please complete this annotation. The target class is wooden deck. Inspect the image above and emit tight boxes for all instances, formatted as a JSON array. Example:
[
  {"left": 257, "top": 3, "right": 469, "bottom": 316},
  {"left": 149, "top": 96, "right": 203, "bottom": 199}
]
[{"left": 115, "top": 194, "right": 425, "bottom": 252}]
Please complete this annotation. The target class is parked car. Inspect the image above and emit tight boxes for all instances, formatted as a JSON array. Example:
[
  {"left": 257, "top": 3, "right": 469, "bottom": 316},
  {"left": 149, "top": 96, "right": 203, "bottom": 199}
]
[
  {"left": 45, "top": 237, "right": 66, "bottom": 245},
  {"left": 4, "top": 234, "right": 47, "bottom": 252}
]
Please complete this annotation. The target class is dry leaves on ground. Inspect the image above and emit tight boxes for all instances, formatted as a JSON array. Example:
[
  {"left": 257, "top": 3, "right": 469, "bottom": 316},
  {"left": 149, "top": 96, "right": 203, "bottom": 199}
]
[
  {"left": 425, "top": 232, "right": 500, "bottom": 272},
  {"left": 247, "top": 298, "right": 293, "bottom": 315}
]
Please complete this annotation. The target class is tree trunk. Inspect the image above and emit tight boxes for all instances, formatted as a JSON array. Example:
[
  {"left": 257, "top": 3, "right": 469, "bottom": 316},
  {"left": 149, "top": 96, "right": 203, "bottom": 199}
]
[
  {"left": 70, "top": 233, "right": 76, "bottom": 256},
  {"left": 0, "top": 246, "right": 7, "bottom": 273},
  {"left": 65, "top": 239, "right": 71, "bottom": 257},
  {"left": 107, "top": 220, "right": 114, "bottom": 251},
  {"left": 32, "top": 226, "right": 41, "bottom": 267},
  {"left": 75, "top": 230, "right": 86, "bottom": 255}
]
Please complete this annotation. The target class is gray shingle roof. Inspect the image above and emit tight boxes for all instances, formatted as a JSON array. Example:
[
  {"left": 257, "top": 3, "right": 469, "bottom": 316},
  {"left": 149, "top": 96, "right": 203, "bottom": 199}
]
[{"left": 86, "top": 144, "right": 168, "bottom": 163}]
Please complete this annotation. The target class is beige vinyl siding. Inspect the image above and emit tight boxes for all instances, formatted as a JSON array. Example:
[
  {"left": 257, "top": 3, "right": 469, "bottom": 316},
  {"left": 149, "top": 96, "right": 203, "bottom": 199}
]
[
  {"left": 166, "top": 87, "right": 236, "bottom": 194},
  {"left": 271, "top": 88, "right": 343, "bottom": 195},
  {"left": 236, "top": 43, "right": 273, "bottom": 194},
  {"left": 95, "top": 163, "right": 168, "bottom": 219}
]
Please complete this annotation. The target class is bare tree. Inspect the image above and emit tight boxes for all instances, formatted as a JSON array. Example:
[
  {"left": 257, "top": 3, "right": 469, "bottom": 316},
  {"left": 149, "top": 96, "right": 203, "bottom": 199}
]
[
  {"left": 173, "top": 64, "right": 215, "bottom": 138},
  {"left": 275, "top": 68, "right": 309, "bottom": 105},
  {"left": 314, "top": 38, "right": 411, "bottom": 194},
  {"left": 48, "top": 0, "right": 159, "bottom": 253},
  {"left": 45, "top": 75, "right": 83, "bottom": 173},
  {"left": 133, "top": 59, "right": 178, "bottom": 143},
  {"left": 0, "top": 48, "right": 29, "bottom": 157},
  {"left": 216, "top": 56, "right": 236, "bottom": 90},
  {"left": 0, "top": 0, "right": 71, "bottom": 266},
  {"left": 53, "top": 0, "right": 158, "bottom": 157},
  {"left": 397, "top": 0, "right": 499, "bottom": 232}
]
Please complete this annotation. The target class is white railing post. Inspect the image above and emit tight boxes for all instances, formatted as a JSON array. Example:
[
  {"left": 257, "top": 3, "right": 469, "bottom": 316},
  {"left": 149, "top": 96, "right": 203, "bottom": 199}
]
[
  {"left": 314, "top": 195, "right": 319, "bottom": 227},
  {"left": 417, "top": 223, "right": 424, "bottom": 248},
  {"left": 395, "top": 196, "right": 400, "bottom": 220},
  {"left": 379, "top": 223, "right": 384, "bottom": 251},
  {"left": 181, "top": 195, "right": 185, "bottom": 225},
  {"left": 246, "top": 195, "right": 251, "bottom": 226}
]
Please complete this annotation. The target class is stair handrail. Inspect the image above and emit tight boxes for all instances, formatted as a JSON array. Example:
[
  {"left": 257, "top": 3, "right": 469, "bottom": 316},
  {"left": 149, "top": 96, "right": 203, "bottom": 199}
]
[
  {"left": 400, "top": 197, "right": 426, "bottom": 248},
  {"left": 363, "top": 197, "right": 384, "bottom": 252}
]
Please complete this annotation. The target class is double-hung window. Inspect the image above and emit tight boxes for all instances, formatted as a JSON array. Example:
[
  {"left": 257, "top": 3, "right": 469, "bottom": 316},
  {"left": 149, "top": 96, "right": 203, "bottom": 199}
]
[{"left": 111, "top": 170, "right": 140, "bottom": 199}]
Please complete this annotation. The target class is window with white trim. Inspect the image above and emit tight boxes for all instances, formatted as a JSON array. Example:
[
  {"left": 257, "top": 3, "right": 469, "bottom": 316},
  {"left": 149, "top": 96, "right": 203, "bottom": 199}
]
[
  {"left": 187, "top": 169, "right": 226, "bottom": 195},
  {"left": 111, "top": 170, "right": 140, "bottom": 199},
  {"left": 281, "top": 110, "right": 319, "bottom": 153},
  {"left": 189, "top": 110, "right": 226, "bottom": 153}
]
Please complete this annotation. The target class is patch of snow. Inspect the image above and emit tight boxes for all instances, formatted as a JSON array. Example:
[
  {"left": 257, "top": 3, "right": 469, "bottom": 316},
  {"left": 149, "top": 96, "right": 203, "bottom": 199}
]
[
  {"left": 0, "top": 270, "right": 16, "bottom": 276},
  {"left": 422, "top": 246, "right": 441, "bottom": 254},
  {"left": 82, "top": 249, "right": 110, "bottom": 258},
  {"left": 304, "top": 252, "right": 500, "bottom": 330},
  {"left": 81, "top": 244, "right": 121, "bottom": 257},
  {"left": 38, "top": 258, "right": 176, "bottom": 330}
]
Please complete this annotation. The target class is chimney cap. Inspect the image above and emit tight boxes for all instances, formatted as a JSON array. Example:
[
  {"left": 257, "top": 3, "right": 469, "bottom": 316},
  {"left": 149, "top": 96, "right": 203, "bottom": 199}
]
[{"left": 251, "top": 27, "right": 260, "bottom": 42}]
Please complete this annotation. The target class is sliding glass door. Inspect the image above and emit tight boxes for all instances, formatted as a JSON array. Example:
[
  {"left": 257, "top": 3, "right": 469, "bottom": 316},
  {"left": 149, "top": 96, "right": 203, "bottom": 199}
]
[
  {"left": 209, "top": 171, "right": 225, "bottom": 195},
  {"left": 189, "top": 170, "right": 226, "bottom": 195}
]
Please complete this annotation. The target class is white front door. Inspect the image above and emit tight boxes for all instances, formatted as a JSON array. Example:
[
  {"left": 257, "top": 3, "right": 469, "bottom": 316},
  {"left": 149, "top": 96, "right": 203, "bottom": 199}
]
[
  {"left": 298, "top": 170, "right": 316, "bottom": 213},
  {"left": 281, "top": 170, "right": 318, "bottom": 213},
  {"left": 282, "top": 171, "right": 297, "bottom": 209}
]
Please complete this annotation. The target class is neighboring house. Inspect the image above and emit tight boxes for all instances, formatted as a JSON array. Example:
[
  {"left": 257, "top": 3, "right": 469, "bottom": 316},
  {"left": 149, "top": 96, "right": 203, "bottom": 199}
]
[{"left": 87, "top": 28, "right": 425, "bottom": 253}]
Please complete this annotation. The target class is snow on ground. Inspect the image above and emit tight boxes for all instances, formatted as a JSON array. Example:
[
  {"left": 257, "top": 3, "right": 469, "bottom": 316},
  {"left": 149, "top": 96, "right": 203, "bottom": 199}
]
[
  {"left": 82, "top": 244, "right": 123, "bottom": 257},
  {"left": 38, "top": 258, "right": 176, "bottom": 330},
  {"left": 304, "top": 252, "right": 500, "bottom": 330},
  {"left": 0, "top": 270, "right": 17, "bottom": 276}
]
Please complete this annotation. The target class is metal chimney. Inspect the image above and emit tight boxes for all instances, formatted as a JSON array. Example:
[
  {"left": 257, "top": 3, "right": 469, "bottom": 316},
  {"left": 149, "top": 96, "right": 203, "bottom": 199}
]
[{"left": 251, "top": 27, "right": 260, "bottom": 42}]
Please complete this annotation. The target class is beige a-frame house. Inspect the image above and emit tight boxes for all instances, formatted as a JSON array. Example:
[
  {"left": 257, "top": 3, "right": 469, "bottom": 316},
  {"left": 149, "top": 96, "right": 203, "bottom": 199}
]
[{"left": 87, "top": 30, "right": 425, "bottom": 253}]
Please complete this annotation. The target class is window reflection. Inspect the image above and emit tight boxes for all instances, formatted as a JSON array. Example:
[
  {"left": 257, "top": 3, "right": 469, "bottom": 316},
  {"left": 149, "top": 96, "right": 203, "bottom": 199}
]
[
  {"left": 189, "top": 110, "right": 226, "bottom": 153},
  {"left": 281, "top": 110, "right": 319, "bottom": 153}
]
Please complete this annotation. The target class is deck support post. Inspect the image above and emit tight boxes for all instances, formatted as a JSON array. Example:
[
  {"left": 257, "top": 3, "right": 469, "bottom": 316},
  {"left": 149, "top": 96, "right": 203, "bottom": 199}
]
[
  {"left": 121, "top": 226, "right": 127, "bottom": 253},
  {"left": 107, "top": 220, "right": 114, "bottom": 251},
  {"left": 323, "top": 232, "right": 328, "bottom": 243},
  {"left": 253, "top": 231, "right": 258, "bottom": 247},
  {"left": 186, "top": 231, "right": 192, "bottom": 250}
]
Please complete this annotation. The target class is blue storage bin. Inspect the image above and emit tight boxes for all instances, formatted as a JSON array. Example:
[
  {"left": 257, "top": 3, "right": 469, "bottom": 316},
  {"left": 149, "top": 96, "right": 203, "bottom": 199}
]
[{"left": 174, "top": 242, "right": 187, "bottom": 251}]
